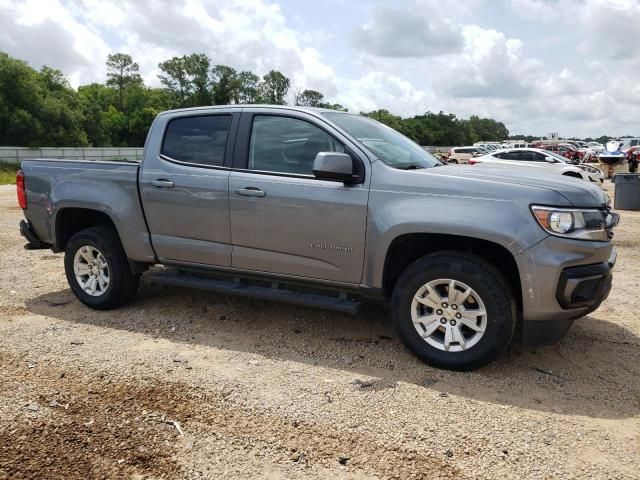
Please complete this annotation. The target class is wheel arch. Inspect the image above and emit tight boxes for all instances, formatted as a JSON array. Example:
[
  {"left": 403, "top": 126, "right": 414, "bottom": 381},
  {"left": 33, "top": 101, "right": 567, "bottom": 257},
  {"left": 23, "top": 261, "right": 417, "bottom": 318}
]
[
  {"left": 381, "top": 233, "right": 522, "bottom": 311},
  {"left": 54, "top": 207, "right": 121, "bottom": 252}
]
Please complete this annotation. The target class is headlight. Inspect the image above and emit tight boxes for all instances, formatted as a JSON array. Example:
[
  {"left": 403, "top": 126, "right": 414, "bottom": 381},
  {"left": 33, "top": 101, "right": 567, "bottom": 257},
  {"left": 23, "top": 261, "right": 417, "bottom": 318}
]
[
  {"left": 531, "top": 206, "right": 609, "bottom": 241},
  {"left": 578, "top": 164, "right": 604, "bottom": 176}
]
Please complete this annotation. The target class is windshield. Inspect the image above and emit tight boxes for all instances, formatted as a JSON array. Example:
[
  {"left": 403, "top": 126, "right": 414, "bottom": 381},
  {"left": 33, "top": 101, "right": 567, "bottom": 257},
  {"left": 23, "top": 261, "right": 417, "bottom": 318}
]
[
  {"left": 543, "top": 150, "right": 568, "bottom": 162},
  {"left": 323, "top": 112, "right": 442, "bottom": 169}
]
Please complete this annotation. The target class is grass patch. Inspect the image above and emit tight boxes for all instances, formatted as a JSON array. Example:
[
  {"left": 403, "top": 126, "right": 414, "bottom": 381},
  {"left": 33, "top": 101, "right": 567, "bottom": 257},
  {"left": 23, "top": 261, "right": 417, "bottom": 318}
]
[{"left": 0, "top": 161, "right": 18, "bottom": 185}]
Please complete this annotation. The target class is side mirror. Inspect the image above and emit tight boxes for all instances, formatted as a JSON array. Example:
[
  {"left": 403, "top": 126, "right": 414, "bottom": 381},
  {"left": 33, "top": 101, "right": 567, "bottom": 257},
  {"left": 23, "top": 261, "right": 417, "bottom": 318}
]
[
  {"left": 313, "top": 152, "right": 357, "bottom": 183},
  {"left": 545, "top": 156, "right": 557, "bottom": 163}
]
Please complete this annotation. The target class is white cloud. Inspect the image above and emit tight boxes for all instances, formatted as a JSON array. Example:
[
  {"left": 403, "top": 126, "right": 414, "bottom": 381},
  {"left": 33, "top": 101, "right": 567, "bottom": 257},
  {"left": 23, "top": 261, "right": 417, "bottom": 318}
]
[
  {"left": 2, "top": 0, "right": 640, "bottom": 137},
  {"left": 352, "top": 5, "right": 464, "bottom": 58},
  {"left": 337, "top": 72, "right": 434, "bottom": 116},
  {"left": 0, "top": 0, "right": 338, "bottom": 95},
  {"left": 432, "top": 26, "right": 540, "bottom": 99}
]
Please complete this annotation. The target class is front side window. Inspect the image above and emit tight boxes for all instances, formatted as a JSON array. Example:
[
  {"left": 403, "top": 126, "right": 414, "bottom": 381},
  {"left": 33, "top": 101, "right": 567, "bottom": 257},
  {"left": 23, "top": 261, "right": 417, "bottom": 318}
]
[
  {"left": 162, "top": 115, "right": 231, "bottom": 166},
  {"left": 520, "top": 151, "right": 542, "bottom": 162},
  {"left": 497, "top": 151, "right": 520, "bottom": 160},
  {"left": 249, "top": 115, "right": 344, "bottom": 175}
]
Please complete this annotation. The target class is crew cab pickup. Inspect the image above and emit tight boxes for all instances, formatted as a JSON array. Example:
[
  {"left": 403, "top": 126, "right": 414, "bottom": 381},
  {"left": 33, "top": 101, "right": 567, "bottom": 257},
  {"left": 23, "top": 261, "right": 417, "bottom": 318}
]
[{"left": 17, "top": 105, "right": 619, "bottom": 370}]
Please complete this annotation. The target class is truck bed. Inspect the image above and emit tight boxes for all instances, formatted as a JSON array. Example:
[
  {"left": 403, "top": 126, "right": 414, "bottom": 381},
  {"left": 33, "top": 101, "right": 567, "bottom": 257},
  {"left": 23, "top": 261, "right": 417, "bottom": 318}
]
[{"left": 20, "top": 158, "right": 155, "bottom": 263}]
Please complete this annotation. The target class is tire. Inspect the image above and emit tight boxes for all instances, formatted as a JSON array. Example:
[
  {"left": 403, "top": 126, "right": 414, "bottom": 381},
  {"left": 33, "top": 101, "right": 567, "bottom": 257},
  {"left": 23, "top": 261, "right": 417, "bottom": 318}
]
[
  {"left": 391, "top": 252, "right": 516, "bottom": 371},
  {"left": 64, "top": 226, "right": 140, "bottom": 310},
  {"left": 448, "top": 159, "right": 458, "bottom": 164}
]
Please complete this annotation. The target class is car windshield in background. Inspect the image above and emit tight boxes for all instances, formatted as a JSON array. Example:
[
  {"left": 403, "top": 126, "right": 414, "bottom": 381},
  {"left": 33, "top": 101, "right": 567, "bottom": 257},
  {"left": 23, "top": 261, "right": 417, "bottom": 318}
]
[
  {"left": 545, "top": 150, "right": 569, "bottom": 162},
  {"left": 323, "top": 112, "right": 442, "bottom": 169}
]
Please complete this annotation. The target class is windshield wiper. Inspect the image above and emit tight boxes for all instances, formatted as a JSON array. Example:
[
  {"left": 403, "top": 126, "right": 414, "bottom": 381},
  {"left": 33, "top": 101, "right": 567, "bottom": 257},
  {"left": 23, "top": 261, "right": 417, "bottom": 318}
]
[{"left": 395, "top": 163, "right": 426, "bottom": 170}]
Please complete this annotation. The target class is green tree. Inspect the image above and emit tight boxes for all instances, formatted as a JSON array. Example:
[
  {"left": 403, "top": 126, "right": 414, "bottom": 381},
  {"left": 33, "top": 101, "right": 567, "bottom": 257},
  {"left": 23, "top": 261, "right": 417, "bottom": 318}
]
[
  {"left": 125, "top": 86, "right": 170, "bottom": 146},
  {"left": 106, "top": 53, "right": 142, "bottom": 110},
  {"left": 467, "top": 115, "right": 509, "bottom": 142},
  {"left": 0, "top": 52, "right": 43, "bottom": 146},
  {"left": 0, "top": 51, "right": 519, "bottom": 149},
  {"left": 211, "top": 65, "right": 239, "bottom": 105},
  {"left": 235, "top": 71, "right": 260, "bottom": 104},
  {"left": 321, "top": 103, "right": 348, "bottom": 112},
  {"left": 295, "top": 89, "right": 324, "bottom": 107},
  {"left": 260, "top": 70, "right": 290, "bottom": 105},
  {"left": 184, "top": 53, "right": 211, "bottom": 106},
  {"left": 158, "top": 56, "right": 192, "bottom": 108},
  {"left": 78, "top": 83, "right": 118, "bottom": 146},
  {"left": 362, "top": 109, "right": 403, "bottom": 131},
  {"left": 0, "top": 53, "right": 87, "bottom": 147},
  {"left": 37, "top": 66, "right": 87, "bottom": 146}
]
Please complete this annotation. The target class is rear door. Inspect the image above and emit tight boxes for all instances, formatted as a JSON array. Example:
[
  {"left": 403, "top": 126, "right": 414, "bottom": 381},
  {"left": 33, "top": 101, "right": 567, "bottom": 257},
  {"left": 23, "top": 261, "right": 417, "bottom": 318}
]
[
  {"left": 228, "top": 109, "right": 370, "bottom": 284},
  {"left": 139, "top": 110, "right": 239, "bottom": 266}
]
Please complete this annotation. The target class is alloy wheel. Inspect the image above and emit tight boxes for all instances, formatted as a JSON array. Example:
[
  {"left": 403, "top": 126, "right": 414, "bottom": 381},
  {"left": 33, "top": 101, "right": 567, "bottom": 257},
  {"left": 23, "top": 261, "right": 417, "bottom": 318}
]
[{"left": 411, "top": 278, "right": 487, "bottom": 352}]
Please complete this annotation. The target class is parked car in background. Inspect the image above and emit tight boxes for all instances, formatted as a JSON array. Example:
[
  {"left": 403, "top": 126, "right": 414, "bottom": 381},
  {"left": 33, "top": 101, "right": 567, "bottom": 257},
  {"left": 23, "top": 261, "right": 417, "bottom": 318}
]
[
  {"left": 446, "top": 146, "right": 482, "bottom": 164},
  {"left": 532, "top": 142, "right": 591, "bottom": 163},
  {"left": 588, "top": 142, "right": 605, "bottom": 153},
  {"left": 621, "top": 138, "right": 640, "bottom": 150},
  {"left": 565, "top": 141, "right": 597, "bottom": 158},
  {"left": 470, "top": 148, "right": 604, "bottom": 185}
]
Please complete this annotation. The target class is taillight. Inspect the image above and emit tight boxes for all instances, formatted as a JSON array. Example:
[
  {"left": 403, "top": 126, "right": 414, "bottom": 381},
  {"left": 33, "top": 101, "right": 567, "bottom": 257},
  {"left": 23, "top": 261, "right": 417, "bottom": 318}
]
[
  {"left": 468, "top": 159, "right": 477, "bottom": 165},
  {"left": 17, "top": 169, "right": 27, "bottom": 209}
]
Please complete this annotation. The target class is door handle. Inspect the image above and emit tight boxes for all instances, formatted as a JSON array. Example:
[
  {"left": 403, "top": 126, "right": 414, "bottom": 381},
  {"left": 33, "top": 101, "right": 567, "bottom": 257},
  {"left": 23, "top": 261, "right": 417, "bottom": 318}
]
[
  {"left": 235, "top": 187, "right": 266, "bottom": 197},
  {"left": 151, "top": 179, "right": 174, "bottom": 188}
]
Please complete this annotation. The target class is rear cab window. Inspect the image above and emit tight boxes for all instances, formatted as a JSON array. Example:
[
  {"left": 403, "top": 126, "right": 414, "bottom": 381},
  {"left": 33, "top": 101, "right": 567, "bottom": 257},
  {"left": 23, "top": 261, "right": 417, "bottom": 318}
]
[{"left": 162, "top": 115, "right": 232, "bottom": 166}]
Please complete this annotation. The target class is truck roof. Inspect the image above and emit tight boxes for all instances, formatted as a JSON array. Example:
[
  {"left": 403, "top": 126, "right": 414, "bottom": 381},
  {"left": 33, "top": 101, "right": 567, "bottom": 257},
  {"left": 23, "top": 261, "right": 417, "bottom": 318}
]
[{"left": 157, "top": 104, "right": 343, "bottom": 117}]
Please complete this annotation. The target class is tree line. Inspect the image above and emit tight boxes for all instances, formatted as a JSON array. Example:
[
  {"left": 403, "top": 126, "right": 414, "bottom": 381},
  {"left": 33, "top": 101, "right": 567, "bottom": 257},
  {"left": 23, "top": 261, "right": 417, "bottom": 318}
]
[
  {"left": 363, "top": 109, "right": 509, "bottom": 148},
  {"left": 1, "top": 50, "right": 510, "bottom": 148}
]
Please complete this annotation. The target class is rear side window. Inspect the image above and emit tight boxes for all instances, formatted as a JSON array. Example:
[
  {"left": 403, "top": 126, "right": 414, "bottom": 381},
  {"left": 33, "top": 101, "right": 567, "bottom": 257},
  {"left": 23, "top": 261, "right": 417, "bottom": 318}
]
[{"left": 162, "top": 115, "right": 231, "bottom": 166}]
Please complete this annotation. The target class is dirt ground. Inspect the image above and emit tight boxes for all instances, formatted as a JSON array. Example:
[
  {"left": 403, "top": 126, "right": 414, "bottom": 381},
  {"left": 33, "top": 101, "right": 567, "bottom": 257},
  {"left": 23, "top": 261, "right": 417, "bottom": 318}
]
[{"left": 0, "top": 182, "right": 638, "bottom": 480}]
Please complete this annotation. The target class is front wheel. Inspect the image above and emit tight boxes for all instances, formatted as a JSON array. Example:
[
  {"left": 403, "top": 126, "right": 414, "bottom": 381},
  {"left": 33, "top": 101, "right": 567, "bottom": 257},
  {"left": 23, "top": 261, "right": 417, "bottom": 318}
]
[
  {"left": 64, "top": 226, "right": 140, "bottom": 310},
  {"left": 391, "top": 252, "right": 516, "bottom": 371}
]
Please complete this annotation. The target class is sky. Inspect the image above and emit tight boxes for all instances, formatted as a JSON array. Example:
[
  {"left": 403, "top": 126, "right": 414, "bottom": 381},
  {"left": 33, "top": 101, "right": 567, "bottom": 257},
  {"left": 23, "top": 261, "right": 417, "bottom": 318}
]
[{"left": 1, "top": 0, "right": 640, "bottom": 138}]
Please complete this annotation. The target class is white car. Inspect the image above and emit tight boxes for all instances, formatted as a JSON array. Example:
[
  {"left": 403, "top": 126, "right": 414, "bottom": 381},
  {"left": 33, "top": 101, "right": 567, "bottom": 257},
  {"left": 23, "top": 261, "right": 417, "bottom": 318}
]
[
  {"left": 446, "top": 146, "right": 482, "bottom": 164},
  {"left": 587, "top": 142, "right": 605, "bottom": 153},
  {"left": 469, "top": 148, "right": 605, "bottom": 185}
]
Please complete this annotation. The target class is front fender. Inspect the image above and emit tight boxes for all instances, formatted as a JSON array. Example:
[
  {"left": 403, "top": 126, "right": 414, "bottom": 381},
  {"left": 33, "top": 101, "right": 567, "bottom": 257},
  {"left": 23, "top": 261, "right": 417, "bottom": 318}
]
[{"left": 362, "top": 189, "right": 548, "bottom": 289}]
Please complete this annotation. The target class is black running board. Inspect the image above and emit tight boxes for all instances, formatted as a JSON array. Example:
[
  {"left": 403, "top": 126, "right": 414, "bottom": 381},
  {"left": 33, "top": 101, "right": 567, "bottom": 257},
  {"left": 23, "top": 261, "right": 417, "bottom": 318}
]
[{"left": 149, "top": 271, "right": 361, "bottom": 314}]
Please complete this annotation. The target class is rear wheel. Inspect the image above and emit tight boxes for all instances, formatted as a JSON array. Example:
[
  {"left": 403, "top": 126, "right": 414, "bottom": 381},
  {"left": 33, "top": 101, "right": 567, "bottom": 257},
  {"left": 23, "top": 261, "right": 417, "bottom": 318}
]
[
  {"left": 391, "top": 252, "right": 516, "bottom": 371},
  {"left": 64, "top": 226, "right": 140, "bottom": 310}
]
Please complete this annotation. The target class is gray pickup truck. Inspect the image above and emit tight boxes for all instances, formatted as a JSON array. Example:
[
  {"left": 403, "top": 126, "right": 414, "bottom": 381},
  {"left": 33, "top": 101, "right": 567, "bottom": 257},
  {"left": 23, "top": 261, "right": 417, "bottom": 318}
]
[{"left": 17, "top": 105, "right": 619, "bottom": 370}]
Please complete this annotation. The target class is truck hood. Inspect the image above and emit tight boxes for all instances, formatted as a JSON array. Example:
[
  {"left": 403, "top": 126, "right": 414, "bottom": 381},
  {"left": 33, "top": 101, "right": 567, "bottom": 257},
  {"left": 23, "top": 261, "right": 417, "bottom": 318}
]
[
  {"left": 395, "top": 164, "right": 608, "bottom": 208},
  {"left": 422, "top": 164, "right": 608, "bottom": 207}
]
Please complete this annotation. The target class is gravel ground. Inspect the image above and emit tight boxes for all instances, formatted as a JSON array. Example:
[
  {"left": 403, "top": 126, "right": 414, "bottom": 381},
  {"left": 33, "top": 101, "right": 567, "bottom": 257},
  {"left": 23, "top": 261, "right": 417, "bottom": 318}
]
[{"left": 0, "top": 182, "right": 638, "bottom": 479}]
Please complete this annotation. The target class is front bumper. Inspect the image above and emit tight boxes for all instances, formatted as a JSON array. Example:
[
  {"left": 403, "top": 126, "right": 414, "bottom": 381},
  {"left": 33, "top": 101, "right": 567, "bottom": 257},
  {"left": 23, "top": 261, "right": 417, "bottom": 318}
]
[
  {"left": 522, "top": 251, "right": 615, "bottom": 346},
  {"left": 516, "top": 236, "right": 616, "bottom": 347},
  {"left": 555, "top": 251, "right": 615, "bottom": 309}
]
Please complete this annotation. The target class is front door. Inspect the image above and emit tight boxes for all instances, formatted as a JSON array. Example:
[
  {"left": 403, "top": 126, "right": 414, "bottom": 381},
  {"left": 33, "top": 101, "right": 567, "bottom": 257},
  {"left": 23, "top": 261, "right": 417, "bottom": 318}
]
[
  {"left": 139, "top": 112, "right": 238, "bottom": 266},
  {"left": 228, "top": 111, "right": 369, "bottom": 284}
]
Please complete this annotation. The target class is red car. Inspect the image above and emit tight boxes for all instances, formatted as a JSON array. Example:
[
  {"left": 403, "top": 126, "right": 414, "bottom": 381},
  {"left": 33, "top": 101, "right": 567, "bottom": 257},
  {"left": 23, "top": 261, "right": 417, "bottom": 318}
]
[{"left": 531, "top": 143, "right": 587, "bottom": 163}]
